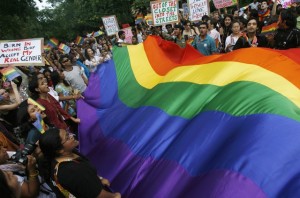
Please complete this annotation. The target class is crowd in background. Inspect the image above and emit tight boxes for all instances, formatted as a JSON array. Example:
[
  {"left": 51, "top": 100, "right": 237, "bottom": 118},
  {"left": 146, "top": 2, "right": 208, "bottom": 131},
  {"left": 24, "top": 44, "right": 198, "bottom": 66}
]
[{"left": 0, "top": 0, "right": 300, "bottom": 197}]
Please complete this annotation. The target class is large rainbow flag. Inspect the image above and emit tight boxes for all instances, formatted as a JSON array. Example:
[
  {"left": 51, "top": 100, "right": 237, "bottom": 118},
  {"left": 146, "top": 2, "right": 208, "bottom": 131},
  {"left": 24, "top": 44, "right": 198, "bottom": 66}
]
[{"left": 78, "top": 36, "right": 300, "bottom": 197}]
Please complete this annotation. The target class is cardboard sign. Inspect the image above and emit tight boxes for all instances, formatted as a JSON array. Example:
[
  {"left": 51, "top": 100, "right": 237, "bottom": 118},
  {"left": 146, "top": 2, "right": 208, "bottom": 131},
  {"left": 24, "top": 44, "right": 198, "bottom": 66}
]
[
  {"left": 102, "top": 15, "right": 120, "bottom": 36},
  {"left": 213, "top": 0, "right": 237, "bottom": 9},
  {"left": 122, "top": 27, "right": 134, "bottom": 44},
  {"left": 188, "top": 0, "right": 210, "bottom": 21},
  {"left": 0, "top": 38, "right": 44, "bottom": 66},
  {"left": 150, "top": 0, "right": 179, "bottom": 26}
]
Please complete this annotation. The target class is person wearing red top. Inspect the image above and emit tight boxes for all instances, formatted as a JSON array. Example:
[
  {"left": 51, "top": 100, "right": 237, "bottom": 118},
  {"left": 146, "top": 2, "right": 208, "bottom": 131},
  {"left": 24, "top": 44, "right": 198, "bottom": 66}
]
[{"left": 28, "top": 76, "right": 80, "bottom": 130}]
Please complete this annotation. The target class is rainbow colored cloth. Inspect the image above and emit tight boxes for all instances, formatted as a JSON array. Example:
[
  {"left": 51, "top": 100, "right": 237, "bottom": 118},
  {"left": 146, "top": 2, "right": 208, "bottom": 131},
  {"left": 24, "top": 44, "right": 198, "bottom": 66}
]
[{"left": 78, "top": 36, "right": 300, "bottom": 197}]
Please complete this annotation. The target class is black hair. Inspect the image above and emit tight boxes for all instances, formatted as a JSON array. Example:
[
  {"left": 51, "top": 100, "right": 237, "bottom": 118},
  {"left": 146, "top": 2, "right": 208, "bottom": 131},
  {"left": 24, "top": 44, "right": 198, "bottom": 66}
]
[
  {"left": 0, "top": 170, "right": 15, "bottom": 198},
  {"left": 28, "top": 76, "right": 40, "bottom": 100},
  {"left": 231, "top": 20, "right": 240, "bottom": 26},
  {"left": 199, "top": 22, "right": 209, "bottom": 28},
  {"left": 222, "top": 14, "right": 233, "bottom": 28},
  {"left": 183, "top": 20, "right": 191, "bottom": 25},
  {"left": 58, "top": 54, "right": 69, "bottom": 65},
  {"left": 51, "top": 70, "right": 70, "bottom": 88},
  {"left": 231, "top": 8, "right": 238, "bottom": 15},
  {"left": 249, "top": 9, "right": 259, "bottom": 19},
  {"left": 202, "top": 15, "right": 210, "bottom": 22},
  {"left": 174, "top": 24, "right": 184, "bottom": 31},
  {"left": 166, "top": 24, "right": 173, "bottom": 28},
  {"left": 247, "top": 17, "right": 259, "bottom": 26},
  {"left": 209, "top": 18, "right": 218, "bottom": 29},
  {"left": 118, "top": 30, "right": 125, "bottom": 38},
  {"left": 280, "top": 9, "right": 296, "bottom": 28},
  {"left": 239, "top": 16, "right": 248, "bottom": 26},
  {"left": 297, "top": 6, "right": 300, "bottom": 15},
  {"left": 39, "top": 127, "right": 64, "bottom": 182},
  {"left": 43, "top": 69, "right": 52, "bottom": 77},
  {"left": 84, "top": 48, "right": 95, "bottom": 61}
]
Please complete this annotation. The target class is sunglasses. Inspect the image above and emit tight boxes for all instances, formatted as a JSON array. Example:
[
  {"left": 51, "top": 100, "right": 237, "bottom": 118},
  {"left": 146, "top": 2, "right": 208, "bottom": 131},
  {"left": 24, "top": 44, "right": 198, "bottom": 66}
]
[
  {"left": 62, "top": 59, "right": 69, "bottom": 63},
  {"left": 62, "top": 132, "right": 76, "bottom": 145}
]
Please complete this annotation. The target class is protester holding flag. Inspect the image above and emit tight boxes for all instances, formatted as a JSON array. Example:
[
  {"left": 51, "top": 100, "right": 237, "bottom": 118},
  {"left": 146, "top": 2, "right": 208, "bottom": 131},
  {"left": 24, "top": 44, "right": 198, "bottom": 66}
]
[
  {"left": 84, "top": 48, "right": 104, "bottom": 72},
  {"left": 17, "top": 99, "right": 51, "bottom": 144},
  {"left": 0, "top": 82, "right": 21, "bottom": 126},
  {"left": 28, "top": 76, "right": 80, "bottom": 131}
]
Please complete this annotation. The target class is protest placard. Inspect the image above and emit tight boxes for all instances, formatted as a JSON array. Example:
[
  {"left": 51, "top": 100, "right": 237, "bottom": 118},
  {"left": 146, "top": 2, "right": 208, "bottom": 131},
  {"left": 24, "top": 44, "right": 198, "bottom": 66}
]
[
  {"left": 102, "top": 15, "right": 120, "bottom": 36},
  {"left": 277, "top": 0, "right": 296, "bottom": 8},
  {"left": 150, "top": 0, "right": 179, "bottom": 26},
  {"left": 213, "top": 0, "right": 237, "bottom": 9},
  {"left": 188, "top": 0, "right": 210, "bottom": 21},
  {"left": 0, "top": 38, "right": 44, "bottom": 66},
  {"left": 122, "top": 27, "right": 134, "bottom": 44}
]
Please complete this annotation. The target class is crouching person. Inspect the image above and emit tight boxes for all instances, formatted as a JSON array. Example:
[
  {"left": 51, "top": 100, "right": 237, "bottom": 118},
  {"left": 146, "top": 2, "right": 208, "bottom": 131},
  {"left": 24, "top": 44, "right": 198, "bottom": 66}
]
[{"left": 39, "top": 127, "right": 121, "bottom": 198}]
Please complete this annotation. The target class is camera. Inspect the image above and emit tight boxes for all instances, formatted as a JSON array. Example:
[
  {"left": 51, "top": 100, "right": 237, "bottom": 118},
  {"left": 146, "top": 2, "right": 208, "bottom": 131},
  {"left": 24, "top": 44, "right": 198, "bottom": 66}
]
[{"left": 10, "top": 143, "right": 37, "bottom": 165}]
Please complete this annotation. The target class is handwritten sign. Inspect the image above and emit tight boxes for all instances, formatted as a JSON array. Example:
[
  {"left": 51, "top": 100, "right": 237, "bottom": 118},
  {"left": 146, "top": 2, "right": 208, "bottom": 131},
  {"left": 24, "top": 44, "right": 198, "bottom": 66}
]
[
  {"left": 278, "top": 0, "right": 294, "bottom": 8},
  {"left": 188, "top": 0, "right": 210, "bottom": 21},
  {"left": 213, "top": 0, "right": 237, "bottom": 9},
  {"left": 122, "top": 27, "right": 133, "bottom": 44},
  {"left": 102, "top": 15, "right": 120, "bottom": 36},
  {"left": 151, "top": 0, "right": 179, "bottom": 26},
  {"left": 0, "top": 38, "right": 44, "bottom": 66}
]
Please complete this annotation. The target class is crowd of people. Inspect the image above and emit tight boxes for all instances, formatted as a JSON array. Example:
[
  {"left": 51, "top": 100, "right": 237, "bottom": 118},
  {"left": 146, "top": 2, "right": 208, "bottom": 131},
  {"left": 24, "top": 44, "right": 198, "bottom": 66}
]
[{"left": 0, "top": 0, "right": 300, "bottom": 197}]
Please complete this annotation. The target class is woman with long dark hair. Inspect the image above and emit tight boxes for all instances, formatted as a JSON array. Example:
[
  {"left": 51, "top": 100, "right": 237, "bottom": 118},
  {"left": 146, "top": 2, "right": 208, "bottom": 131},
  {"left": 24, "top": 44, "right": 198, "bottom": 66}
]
[
  {"left": 39, "top": 127, "right": 121, "bottom": 198},
  {"left": 28, "top": 76, "right": 79, "bottom": 131},
  {"left": 84, "top": 48, "right": 103, "bottom": 73}
]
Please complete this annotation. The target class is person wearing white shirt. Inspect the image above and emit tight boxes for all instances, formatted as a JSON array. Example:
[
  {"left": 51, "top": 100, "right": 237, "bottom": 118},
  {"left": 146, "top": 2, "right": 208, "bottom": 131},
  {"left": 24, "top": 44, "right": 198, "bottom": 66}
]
[
  {"left": 117, "top": 30, "right": 126, "bottom": 43},
  {"left": 225, "top": 21, "right": 241, "bottom": 52},
  {"left": 207, "top": 19, "right": 221, "bottom": 49},
  {"left": 84, "top": 48, "right": 103, "bottom": 73},
  {"left": 249, "top": 0, "right": 259, "bottom": 10}
]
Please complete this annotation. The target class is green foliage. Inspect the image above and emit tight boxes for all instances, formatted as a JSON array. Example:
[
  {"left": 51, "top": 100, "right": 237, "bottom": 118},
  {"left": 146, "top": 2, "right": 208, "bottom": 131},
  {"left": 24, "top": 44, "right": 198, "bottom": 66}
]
[{"left": 0, "top": 0, "right": 254, "bottom": 41}]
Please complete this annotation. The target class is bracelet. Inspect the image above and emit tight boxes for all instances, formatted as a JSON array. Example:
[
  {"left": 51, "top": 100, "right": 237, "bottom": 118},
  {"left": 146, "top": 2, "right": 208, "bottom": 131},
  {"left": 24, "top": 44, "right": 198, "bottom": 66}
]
[{"left": 29, "top": 170, "right": 39, "bottom": 178}]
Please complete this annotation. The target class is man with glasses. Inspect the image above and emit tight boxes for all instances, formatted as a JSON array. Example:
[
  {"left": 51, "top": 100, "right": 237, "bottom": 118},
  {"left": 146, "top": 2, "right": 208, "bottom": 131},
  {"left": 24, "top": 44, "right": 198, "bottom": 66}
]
[{"left": 59, "top": 55, "right": 88, "bottom": 94}]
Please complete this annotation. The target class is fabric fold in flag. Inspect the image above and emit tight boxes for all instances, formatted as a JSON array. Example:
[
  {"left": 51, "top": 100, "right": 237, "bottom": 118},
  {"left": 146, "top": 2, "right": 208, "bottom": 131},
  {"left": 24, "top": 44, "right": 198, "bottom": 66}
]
[{"left": 78, "top": 36, "right": 300, "bottom": 198}]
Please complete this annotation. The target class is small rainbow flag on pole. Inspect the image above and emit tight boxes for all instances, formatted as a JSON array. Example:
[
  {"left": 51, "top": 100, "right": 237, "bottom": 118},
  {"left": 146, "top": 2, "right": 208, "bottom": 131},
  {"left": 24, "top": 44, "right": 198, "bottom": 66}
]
[
  {"left": 135, "top": 14, "right": 144, "bottom": 24},
  {"left": 145, "top": 14, "right": 153, "bottom": 26},
  {"left": 261, "top": 22, "right": 277, "bottom": 35},
  {"left": 28, "top": 98, "right": 45, "bottom": 111},
  {"left": 33, "top": 112, "right": 46, "bottom": 134},
  {"left": 75, "top": 36, "right": 84, "bottom": 45},
  {"left": 44, "top": 45, "right": 51, "bottom": 51},
  {"left": 58, "top": 43, "right": 71, "bottom": 54},
  {"left": 48, "top": 37, "right": 59, "bottom": 47},
  {"left": 0, "top": 67, "right": 21, "bottom": 81},
  {"left": 93, "top": 30, "right": 104, "bottom": 37}
]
